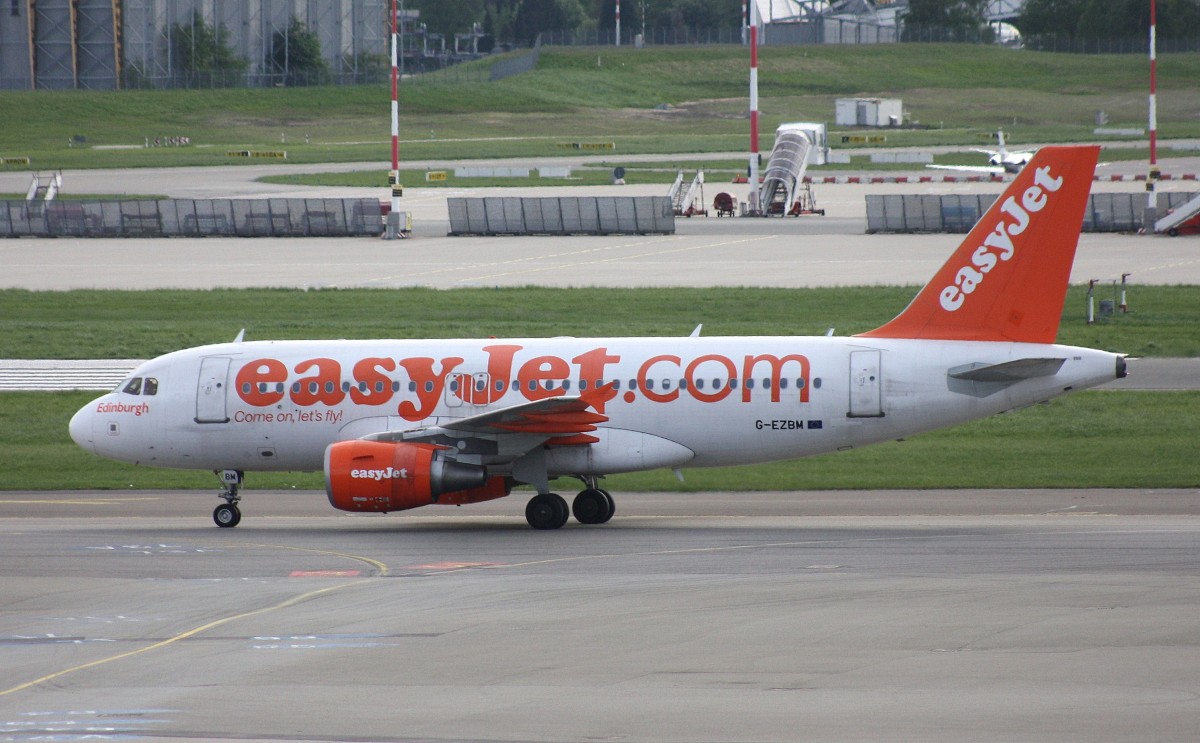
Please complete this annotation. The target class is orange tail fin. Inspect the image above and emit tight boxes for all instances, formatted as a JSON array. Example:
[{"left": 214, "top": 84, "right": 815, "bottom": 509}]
[{"left": 859, "top": 145, "right": 1099, "bottom": 343}]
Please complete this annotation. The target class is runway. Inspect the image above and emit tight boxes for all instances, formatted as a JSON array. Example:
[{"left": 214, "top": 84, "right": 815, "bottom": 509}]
[{"left": 2, "top": 489, "right": 1198, "bottom": 742}]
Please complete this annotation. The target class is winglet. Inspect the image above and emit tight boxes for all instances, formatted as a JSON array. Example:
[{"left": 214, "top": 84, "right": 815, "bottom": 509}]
[{"left": 858, "top": 145, "right": 1099, "bottom": 344}]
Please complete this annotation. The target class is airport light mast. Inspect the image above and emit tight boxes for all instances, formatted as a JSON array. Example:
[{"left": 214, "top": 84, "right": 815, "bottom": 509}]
[
  {"left": 386, "top": 0, "right": 404, "bottom": 239},
  {"left": 1147, "top": 0, "right": 1158, "bottom": 218},
  {"left": 748, "top": 0, "right": 760, "bottom": 215}
]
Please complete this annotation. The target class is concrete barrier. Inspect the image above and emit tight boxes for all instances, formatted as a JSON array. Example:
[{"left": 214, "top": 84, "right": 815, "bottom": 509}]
[
  {"left": 448, "top": 196, "right": 674, "bottom": 235},
  {"left": 0, "top": 198, "right": 383, "bottom": 238},
  {"left": 866, "top": 192, "right": 1198, "bottom": 233}
]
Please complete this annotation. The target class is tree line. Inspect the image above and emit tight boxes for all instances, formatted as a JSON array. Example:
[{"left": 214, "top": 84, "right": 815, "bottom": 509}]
[{"left": 903, "top": 0, "right": 1200, "bottom": 44}]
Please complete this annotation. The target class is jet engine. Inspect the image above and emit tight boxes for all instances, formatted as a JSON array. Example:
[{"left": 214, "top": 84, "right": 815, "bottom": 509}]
[{"left": 324, "top": 440, "right": 504, "bottom": 513}]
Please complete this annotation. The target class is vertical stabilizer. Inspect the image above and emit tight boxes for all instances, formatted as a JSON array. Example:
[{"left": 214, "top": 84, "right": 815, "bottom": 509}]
[{"left": 858, "top": 146, "right": 1099, "bottom": 344}]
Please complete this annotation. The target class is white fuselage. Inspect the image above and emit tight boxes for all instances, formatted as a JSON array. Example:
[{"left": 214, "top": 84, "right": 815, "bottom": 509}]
[{"left": 70, "top": 336, "right": 1122, "bottom": 477}]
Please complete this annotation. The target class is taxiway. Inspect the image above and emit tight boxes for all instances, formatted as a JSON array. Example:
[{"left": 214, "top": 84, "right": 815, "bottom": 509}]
[{"left": 1, "top": 489, "right": 1199, "bottom": 742}]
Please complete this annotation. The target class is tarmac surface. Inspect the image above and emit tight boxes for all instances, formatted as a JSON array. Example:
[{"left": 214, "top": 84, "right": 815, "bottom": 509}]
[
  {"left": 1, "top": 488, "right": 1199, "bottom": 743},
  {"left": 3, "top": 158, "right": 1200, "bottom": 290}
]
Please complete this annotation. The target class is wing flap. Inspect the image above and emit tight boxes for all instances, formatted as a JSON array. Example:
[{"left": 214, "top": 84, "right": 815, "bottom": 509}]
[{"left": 363, "top": 393, "right": 610, "bottom": 452}]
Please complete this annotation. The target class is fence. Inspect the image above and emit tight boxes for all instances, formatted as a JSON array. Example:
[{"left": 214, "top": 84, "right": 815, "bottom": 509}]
[
  {"left": 448, "top": 196, "right": 674, "bottom": 236},
  {"left": 866, "top": 192, "right": 1198, "bottom": 234},
  {"left": 0, "top": 198, "right": 383, "bottom": 238}
]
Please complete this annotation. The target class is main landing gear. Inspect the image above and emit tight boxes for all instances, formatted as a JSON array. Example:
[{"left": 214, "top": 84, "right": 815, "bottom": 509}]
[
  {"left": 213, "top": 469, "right": 243, "bottom": 528},
  {"left": 524, "top": 478, "right": 615, "bottom": 530}
]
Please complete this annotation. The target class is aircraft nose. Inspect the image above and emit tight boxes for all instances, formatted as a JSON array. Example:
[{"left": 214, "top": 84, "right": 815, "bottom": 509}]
[{"left": 69, "top": 404, "right": 94, "bottom": 453}]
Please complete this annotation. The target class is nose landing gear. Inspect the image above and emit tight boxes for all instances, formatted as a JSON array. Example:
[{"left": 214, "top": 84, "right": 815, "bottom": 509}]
[{"left": 213, "top": 469, "right": 243, "bottom": 528}]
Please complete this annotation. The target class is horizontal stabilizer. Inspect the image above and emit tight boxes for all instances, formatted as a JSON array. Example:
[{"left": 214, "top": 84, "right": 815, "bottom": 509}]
[{"left": 948, "top": 357, "right": 1066, "bottom": 382}]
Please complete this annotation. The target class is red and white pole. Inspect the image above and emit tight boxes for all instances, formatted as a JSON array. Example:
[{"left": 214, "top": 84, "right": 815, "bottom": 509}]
[
  {"left": 1148, "top": 0, "right": 1158, "bottom": 213},
  {"left": 391, "top": 0, "right": 399, "bottom": 173},
  {"left": 388, "top": 0, "right": 402, "bottom": 237},
  {"left": 748, "top": 0, "right": 760, "bottom": 214},
  {"left": 615, "top": 0, "right": 621, "bottom": 46},
  {"left": 1149, "top": 0, "right": 1157, "bottom": 168}
]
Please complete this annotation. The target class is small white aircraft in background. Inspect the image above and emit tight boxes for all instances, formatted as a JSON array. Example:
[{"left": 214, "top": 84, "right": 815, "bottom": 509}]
[
  {"left": 71, "top": 146, "right": 1124, "bottom": 530},
  {"left": 928, "top": 130, "right": 1035, "bottom": 175}
]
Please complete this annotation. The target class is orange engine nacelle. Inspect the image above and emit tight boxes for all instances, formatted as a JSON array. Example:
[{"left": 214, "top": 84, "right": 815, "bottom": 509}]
[{"left": 324, "top": 440, "right": 505, "bottom": 513}]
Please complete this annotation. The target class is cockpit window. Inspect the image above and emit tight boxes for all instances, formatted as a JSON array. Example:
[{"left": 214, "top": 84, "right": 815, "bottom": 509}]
[{"left": 118, "top": 376, "right": 159, "bottom": 395}]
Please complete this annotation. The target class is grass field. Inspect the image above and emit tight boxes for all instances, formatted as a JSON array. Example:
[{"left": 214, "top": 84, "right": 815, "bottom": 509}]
[
  {"left": 1, "top": 44, "right": 1197, "bottom": 171},
  {"left": 2, "top": 285, "right": 1195, "bottom": 360},
  {"left": 4, "top": 389, "right": 1195, "bottom": 492}
]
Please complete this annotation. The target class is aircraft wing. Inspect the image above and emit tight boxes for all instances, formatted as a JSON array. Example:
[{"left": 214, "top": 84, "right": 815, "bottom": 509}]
[
  {"left": 362, "top": 392, "right": 610, "bottom": 456},
  {"left": 926, "top": 164, "right": 1007, "bottom": 175}
]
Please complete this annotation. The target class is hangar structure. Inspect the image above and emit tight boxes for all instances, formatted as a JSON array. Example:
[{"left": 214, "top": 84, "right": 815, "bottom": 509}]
[
  {"left": 1, "top": 0, "right": 390, "bottom": 90},
  {"left": 751, "top": 0, "right": 1025, "bottom": 45}
]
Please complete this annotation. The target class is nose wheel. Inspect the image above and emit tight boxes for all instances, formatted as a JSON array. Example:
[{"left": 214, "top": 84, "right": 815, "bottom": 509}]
[
  {"left": 213, "top": 502, "right": 241, "bottom": 528},
  {"left": 213, "top": 469, "right": 243, "bottom": 528}
]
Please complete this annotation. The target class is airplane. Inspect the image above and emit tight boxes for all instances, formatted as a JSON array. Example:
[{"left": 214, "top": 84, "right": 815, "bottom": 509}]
[
  {"left": 69, "top": 146, "right": 1125, "bottom": 530},
  {"left": 928, "top": 130, "right": 1035, "bottom": 175}
]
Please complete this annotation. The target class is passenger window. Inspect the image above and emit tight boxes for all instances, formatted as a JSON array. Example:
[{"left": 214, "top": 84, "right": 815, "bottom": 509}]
[
  {"left": 746, "top": 378, "right": 755, "bottom": 390},
  {"left": 762, "top": 378, "right": 772, "bottom": 389},
  {"left": 696, "top": 379, "right": 705, "bottom": 390},
  {"left": 563, "top": 380, "right": 572, "bottom": 391},
  {"left": 780, "top": 378, "right": 789, "bottom": 389},
  {"left": 646, "top": 379, "right": 655, "bottom": 390},
  {"left": 730, "top": 378, "right": 739, "bottom": 389},
  {"left": 143, "top": 378, "right": 159, "bottom": 395},
  {"left": 661, "top": 379, "right": 671, "bottom": 390},
  {"left": 123, "top": 377, "right": 142, "bottom": 395}
]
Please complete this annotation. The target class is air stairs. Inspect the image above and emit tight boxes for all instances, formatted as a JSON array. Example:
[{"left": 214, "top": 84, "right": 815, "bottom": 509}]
[
  {"left": 668, "top": 169, "right": 707, "bottom": 216},
  {"left": 26, "top": 172, "right": 62, "bottom": 202},
  {"left": 1155, "top": 192, "right": 1200, "bottom": 236},
  {"left": 759, "top": 131, "right": 822, "bottom": 216}
]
